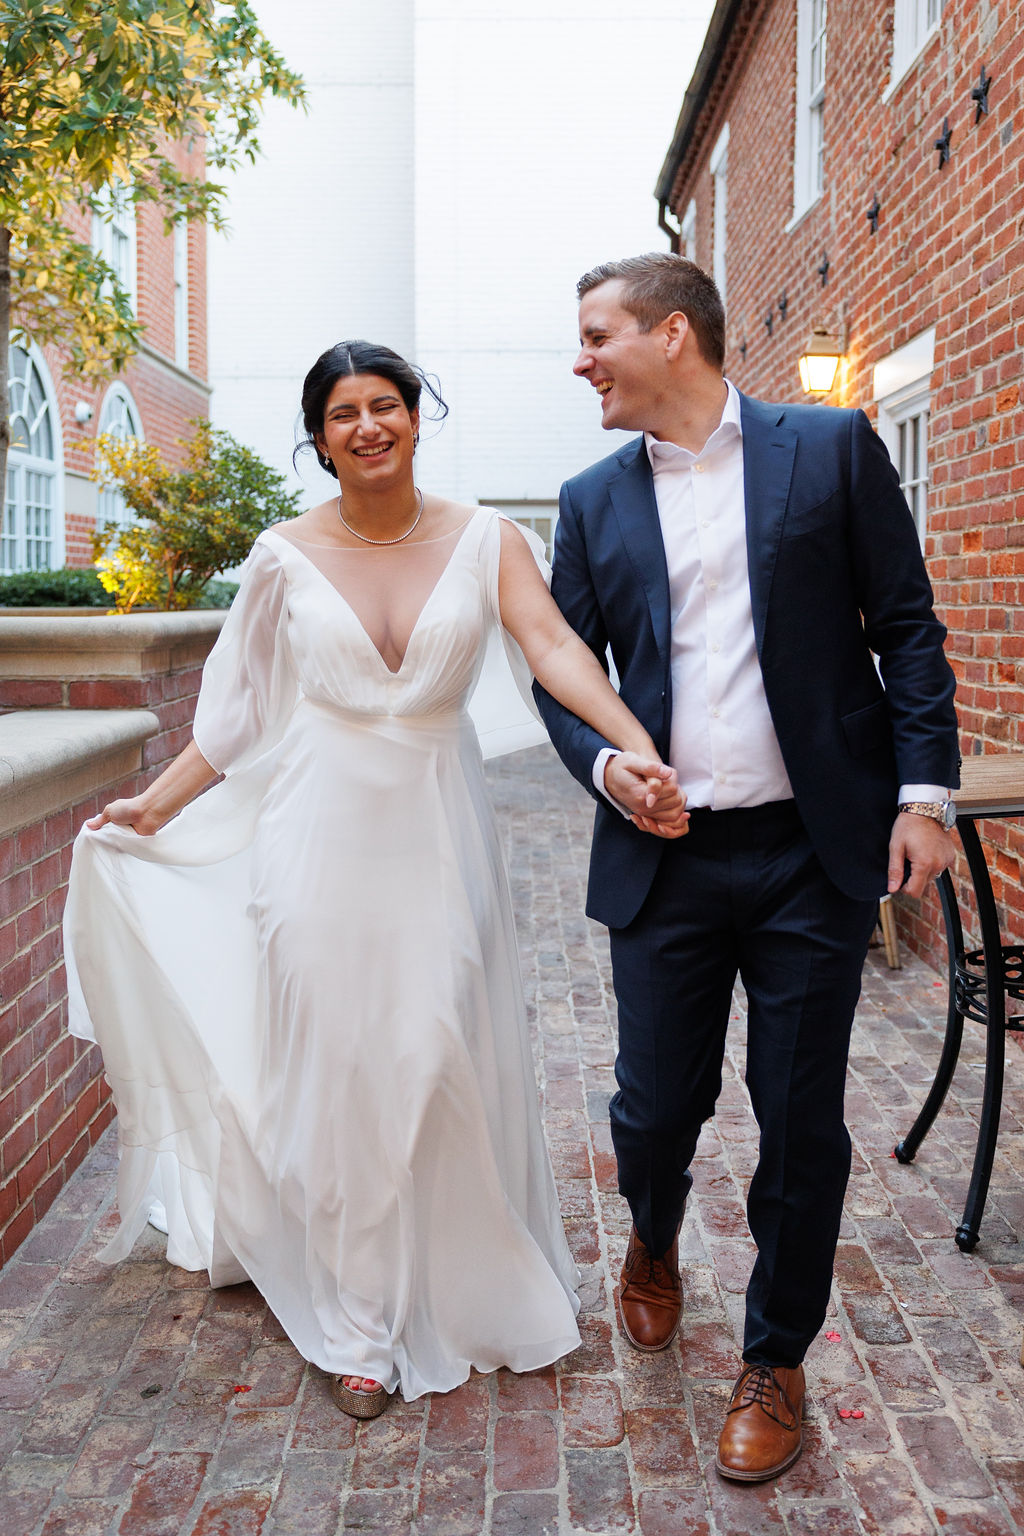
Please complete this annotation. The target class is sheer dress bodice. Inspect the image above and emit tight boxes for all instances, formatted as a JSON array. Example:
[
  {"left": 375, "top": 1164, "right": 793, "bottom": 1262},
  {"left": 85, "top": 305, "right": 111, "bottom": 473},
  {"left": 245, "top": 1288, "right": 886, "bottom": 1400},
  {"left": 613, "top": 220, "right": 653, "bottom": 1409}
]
[{"left": 274, "top": 517, "right": 477, "bottom": 676}]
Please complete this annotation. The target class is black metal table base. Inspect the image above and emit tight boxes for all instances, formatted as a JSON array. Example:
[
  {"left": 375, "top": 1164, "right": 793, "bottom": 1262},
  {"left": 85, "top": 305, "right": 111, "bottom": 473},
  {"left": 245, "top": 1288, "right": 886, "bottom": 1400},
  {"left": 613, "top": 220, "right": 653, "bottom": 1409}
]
[{"left": 893, "top": 818, "right": 1024, "bottom": 1251}]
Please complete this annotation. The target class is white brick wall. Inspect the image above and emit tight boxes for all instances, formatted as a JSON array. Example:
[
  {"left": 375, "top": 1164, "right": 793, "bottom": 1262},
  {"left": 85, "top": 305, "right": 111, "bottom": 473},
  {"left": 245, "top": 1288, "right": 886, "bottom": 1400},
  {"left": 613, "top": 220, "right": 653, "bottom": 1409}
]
[
  {"left": 209, "top": 0, "right": 711, "bottom": 505},
  {"left": 208, "top": 0, "right": 416, "bottom": 500}
]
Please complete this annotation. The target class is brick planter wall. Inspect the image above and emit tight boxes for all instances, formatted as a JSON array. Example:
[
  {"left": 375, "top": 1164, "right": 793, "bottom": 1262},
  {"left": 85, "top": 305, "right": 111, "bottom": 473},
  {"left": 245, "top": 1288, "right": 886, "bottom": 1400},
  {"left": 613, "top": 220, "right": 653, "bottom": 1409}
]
[
  {"left": 0, "top": 611, "right": 224, "bottom": 768},
  {"left": 0, "top": 612, "right": 224, "bottom": 1265}
]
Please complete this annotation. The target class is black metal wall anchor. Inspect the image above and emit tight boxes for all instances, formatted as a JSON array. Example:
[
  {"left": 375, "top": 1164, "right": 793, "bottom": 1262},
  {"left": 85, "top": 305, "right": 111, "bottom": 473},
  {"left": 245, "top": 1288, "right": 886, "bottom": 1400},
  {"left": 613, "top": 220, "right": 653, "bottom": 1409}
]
[
  {"left": 866, "top": 195, "right": 881, "bottom": 234},
  {"left": 777, "top": 291, "right": 788, "bottom": 319},
  {"left": 739, "top": 336, "right": 748, "bottom": 360},
  {"left": 817, "top": 251, "right": 830, "bottom": 286},
  {"left": 934, "top": 117, "right": 952, "bottom": 168},
  {"left": 764, "top": 308, "right": 774, "bottom": 336},
  {"left": 972, "top": 65, "right": 992, "bottom": 123}
]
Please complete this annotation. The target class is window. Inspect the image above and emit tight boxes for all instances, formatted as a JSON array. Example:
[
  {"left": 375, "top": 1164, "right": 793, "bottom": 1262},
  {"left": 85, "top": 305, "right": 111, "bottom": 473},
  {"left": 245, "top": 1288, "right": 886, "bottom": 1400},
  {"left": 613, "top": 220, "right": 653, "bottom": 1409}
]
[
  {"left": 96, "top": 385, "right": 144, "bottom": 530},
  {"left": 174, "top": 220, "right": 190, "bottom": 369},
  {"left": 886, "top": 0, "right": 942, "bottom": 97},
  {"left": 709, "top": 125, "right": 729, "bottom": 303},
  {"left": 791, "top": 0, "right": 827, "bottom": 224},
  {"left": 680, "top": 200, "right": 697, "bottom": 264},
  {"left": 874, "top": 328, "right": 935, "bottom": 546},
  {"left": 488, "top": 501, "right": 557, "bottom": 562},
  {"left": 91, "top": 182, "right": 137, "bottom": 313},
  {"left": 3, "top": 345, "right": 62, "bottom": 573}
]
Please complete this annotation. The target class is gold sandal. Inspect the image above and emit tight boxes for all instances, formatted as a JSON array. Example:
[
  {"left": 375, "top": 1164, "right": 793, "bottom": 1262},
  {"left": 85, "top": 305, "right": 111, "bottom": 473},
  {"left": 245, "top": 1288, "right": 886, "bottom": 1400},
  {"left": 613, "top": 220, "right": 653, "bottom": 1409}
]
[{"left": 329, "top": 1374, "right": 389, "bottom": 1420}]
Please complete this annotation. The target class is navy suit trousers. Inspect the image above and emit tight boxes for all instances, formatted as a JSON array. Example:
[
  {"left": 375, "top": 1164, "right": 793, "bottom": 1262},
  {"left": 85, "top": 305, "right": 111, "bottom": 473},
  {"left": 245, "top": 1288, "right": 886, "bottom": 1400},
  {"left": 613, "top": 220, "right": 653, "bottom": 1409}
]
[{"left": 607, "top": 800, "right": 877, "bottom": 1367}]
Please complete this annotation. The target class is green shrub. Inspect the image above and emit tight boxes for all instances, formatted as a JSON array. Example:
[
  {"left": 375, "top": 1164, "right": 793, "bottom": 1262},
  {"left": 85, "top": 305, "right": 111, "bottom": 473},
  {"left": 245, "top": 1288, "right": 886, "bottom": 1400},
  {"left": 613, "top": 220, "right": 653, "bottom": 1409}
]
[
  {"left": 0, "top": 567, "right": 240, "bottom": 610},
  {"left": 194, "top": 579, "right": 239, "bottom": 609},
  {"left": 0, "top": 567, "right": 108, "bottom": 607},
  {"left": 92, "top": 419, "right": 301, "bottom": 613}
]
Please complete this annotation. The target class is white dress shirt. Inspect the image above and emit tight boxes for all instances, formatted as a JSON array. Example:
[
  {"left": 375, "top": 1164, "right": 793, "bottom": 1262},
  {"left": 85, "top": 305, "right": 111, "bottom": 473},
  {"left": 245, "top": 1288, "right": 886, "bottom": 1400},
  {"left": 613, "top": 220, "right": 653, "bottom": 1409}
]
[{"left": 593, "top": 382, "right": 948, "bottom": 813}]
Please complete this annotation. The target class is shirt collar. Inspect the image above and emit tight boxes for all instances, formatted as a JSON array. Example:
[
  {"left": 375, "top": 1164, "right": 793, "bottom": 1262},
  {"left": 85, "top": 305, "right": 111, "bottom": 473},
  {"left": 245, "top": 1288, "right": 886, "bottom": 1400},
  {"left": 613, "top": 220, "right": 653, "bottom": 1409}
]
[{"left": 645, "top": 379, "right": 742, "bottom": 467}]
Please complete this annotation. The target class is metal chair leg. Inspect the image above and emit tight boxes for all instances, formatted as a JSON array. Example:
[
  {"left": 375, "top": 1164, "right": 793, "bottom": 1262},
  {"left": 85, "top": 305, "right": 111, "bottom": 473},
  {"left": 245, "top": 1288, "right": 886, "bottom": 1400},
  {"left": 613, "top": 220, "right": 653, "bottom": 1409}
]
[
  {"left": 953, "top": 821, "right": 1008, "bottom": 1252},
  {"left": 894, "top": 870, "right": 965, "bottom": 1164}
]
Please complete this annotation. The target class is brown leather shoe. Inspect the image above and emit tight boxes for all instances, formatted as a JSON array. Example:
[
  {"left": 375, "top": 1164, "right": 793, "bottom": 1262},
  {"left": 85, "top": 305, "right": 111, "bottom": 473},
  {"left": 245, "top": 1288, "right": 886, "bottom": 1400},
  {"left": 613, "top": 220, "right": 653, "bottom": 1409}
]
[
  {"left": 617, "top": 1226, "right": 682, "bottom": 1351},
  {"left": 715, "top": 1363, "right": 805, "bottom": 1482}
]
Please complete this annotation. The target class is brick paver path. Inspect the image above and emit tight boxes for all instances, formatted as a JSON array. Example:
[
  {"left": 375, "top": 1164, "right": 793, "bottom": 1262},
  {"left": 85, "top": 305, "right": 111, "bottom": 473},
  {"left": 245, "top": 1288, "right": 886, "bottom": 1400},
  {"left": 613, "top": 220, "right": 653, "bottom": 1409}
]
[{"left": 2, "top": 744, "right": 1024, "bottom": 1535}]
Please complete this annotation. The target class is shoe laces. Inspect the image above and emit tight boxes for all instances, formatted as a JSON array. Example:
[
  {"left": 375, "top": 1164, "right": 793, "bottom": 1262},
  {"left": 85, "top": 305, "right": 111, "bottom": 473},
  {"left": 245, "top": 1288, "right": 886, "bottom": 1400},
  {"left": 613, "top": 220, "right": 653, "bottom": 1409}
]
[
  {"left": 728, "top": 1365, "right": 798, "bottom": 1430},
  {"left": 623, "top": 1245, "right": 679, "bottom": 1293}
]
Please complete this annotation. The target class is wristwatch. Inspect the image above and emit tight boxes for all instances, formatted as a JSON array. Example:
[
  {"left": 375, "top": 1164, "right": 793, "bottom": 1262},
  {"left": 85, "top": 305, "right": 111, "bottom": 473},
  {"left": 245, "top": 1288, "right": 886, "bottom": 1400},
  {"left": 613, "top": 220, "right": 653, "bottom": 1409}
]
[{"left": 897, "top": 799, "right": 957, "bottom": 830}]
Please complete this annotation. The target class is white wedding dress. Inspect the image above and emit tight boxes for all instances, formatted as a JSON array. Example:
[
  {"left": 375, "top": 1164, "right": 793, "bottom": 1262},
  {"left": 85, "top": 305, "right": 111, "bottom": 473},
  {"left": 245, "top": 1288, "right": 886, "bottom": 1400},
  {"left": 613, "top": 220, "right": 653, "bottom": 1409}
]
[{"left": 64, "top": 508, "right": 581, "bottom": 1399}]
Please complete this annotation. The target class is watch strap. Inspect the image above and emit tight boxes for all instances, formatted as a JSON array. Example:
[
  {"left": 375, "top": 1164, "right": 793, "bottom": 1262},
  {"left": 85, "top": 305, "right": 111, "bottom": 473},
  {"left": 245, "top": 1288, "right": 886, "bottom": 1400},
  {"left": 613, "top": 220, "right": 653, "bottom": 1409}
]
[{"left": 898, "top": 799, "right": 955, "bottom": 829}]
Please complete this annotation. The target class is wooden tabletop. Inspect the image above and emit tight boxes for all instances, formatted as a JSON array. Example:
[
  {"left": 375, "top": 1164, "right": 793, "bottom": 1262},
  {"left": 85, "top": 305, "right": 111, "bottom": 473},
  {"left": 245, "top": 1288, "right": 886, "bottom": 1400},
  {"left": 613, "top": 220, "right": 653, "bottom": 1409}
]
[{"left": 954, "top": 754, "right": 1024, "bottom": 817}]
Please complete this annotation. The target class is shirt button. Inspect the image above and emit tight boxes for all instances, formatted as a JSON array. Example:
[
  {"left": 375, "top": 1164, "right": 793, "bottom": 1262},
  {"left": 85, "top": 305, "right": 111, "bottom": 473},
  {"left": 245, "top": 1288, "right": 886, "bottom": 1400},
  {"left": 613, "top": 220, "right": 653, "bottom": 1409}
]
[
  {"left": 712, "top": 708, "right": 720, "bottom": 718},
  {"left": 694, "top": 463, "right": 705, "bottom": 473},
  {"left": 711, "top": 642, "right": 720, "bottom": 652},
  {"left": 708, "top": 579, "right": 718, "bottom": 590},
  {"left": 701, "top": 519, "right": 710, "bottom": 528},
  {"left": 716, "top": 772, "right": 726, "bottom": 783}
]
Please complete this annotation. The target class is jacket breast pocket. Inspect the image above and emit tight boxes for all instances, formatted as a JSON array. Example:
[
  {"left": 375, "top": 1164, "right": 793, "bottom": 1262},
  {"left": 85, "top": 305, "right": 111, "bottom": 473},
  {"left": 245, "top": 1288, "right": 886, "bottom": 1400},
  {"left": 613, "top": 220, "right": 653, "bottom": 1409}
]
[
  {"left": 841, "top": 699, "right": 890, "bottom": 757},
  {"left": 781, "top": 488, "right": 842, "bottom": 538}
]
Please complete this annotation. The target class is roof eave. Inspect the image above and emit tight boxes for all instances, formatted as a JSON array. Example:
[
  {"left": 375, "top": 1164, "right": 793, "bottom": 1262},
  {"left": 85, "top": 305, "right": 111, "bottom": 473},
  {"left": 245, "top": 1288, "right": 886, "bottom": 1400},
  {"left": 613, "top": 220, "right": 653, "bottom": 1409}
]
[{"left": 655, "top": 0, "right": 751, "bottom": 208}]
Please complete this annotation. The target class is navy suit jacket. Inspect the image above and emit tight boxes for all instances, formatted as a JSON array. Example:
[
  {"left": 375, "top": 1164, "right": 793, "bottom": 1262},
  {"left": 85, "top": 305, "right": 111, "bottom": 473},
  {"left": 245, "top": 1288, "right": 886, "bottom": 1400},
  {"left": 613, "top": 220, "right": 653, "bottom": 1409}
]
[{"left": 535, "top": 393, "right": 960, "bottom": 928}]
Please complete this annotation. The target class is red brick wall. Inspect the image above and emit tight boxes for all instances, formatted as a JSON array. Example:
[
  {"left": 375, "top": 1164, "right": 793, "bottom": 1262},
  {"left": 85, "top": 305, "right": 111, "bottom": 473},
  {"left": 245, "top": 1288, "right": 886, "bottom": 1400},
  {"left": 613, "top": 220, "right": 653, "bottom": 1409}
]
[
  {"left": 31, "top": 135, "right": 210, "bottom": 569},
  {"left": 666, "top": 0, "right": 1024, "bottom": 964},
  {"left": 0, "top": 633, "right": 218, "bottom": 1266},
  {"left": 2, "top": 778, "right": 133, "bottom": 1266},
  {"left": 0, "top": 657, "right": 210, "bottom": 771}
]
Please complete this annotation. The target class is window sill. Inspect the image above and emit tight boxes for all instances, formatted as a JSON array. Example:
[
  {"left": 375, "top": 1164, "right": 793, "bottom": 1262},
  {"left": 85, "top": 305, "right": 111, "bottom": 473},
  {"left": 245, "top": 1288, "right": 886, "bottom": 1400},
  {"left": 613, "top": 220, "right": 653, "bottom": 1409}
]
[
  {"left": 882, "top": 23, "right": 942, "bottom": 104},
  {"left": 785, "top": 195, "right": 822, "bottom": 236}
]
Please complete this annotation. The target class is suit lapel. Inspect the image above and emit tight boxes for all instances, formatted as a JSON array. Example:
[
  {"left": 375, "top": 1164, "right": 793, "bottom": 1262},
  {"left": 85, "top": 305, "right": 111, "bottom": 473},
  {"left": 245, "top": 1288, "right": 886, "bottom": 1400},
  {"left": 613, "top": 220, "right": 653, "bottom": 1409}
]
[
  {"left": 740, "top": 394, "right": 797, "bottom": 656},
  {"left": 607, "top": 440, "right": 672, "bottom": 656}
]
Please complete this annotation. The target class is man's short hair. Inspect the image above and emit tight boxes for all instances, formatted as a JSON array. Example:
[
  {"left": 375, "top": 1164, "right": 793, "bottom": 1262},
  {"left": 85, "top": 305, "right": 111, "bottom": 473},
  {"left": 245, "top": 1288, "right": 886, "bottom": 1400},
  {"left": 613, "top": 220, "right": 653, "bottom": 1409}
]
[{"left": 577, "top": 253, "right": 725, "bottom": 370}]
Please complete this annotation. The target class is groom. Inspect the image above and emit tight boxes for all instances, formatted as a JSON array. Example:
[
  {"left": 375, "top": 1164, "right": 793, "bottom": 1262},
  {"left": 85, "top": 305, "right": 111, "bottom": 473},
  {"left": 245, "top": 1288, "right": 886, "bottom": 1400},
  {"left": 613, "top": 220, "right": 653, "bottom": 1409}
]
[{"left": 535, "top": 253, "right": 959, "bottom": 1482}]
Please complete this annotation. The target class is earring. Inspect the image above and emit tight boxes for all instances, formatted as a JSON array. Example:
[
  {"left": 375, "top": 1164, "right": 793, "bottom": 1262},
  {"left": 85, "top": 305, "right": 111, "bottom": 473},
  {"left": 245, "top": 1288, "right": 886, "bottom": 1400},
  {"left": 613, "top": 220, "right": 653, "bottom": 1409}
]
[{"left": 413, "top": 431, "right": 420, "bottom": 449}]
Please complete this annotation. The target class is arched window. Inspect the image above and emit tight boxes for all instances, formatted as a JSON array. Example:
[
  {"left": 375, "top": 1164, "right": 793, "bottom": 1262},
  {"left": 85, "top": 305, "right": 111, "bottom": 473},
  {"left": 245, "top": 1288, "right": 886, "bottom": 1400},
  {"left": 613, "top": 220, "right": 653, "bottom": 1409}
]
[
  {"left": 96, "top": 385, "right": 144, "bottom": 530},
  {"left": 3, "top": 344, "right": 62, "bottom": 573}
]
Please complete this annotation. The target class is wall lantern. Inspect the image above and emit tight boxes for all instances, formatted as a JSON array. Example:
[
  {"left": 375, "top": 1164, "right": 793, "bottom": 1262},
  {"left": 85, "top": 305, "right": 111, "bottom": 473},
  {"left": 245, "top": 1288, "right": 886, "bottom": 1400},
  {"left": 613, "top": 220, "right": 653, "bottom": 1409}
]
[{"left": 798, "top": 325, "right": 844, "bottom": 395}]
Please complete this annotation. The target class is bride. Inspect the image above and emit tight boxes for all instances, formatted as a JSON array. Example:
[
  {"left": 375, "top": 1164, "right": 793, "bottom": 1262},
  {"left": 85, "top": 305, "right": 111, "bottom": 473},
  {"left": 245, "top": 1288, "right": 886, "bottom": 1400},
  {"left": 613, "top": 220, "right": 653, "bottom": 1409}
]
[{"left": 64, "top": 340, "right": 688, "bottom": 1418}]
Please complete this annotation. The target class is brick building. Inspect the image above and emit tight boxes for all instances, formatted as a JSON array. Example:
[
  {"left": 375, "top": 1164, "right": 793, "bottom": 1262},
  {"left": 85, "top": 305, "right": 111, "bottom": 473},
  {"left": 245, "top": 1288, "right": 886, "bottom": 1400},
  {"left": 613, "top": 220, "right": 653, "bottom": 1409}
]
[
  {"left": 656, "top": 0, "right": 1023, "bottom": 963},
  {"left": 5, "top": 137, "right": 209, "bottom": 574}
]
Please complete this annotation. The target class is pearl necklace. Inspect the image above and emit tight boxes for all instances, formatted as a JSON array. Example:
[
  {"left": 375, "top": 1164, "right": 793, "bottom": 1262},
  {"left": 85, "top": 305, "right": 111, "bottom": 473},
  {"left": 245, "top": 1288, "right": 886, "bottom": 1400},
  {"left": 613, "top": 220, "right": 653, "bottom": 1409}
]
[{"left": 336, "top": 487, "right": 424, "bottom": 545}]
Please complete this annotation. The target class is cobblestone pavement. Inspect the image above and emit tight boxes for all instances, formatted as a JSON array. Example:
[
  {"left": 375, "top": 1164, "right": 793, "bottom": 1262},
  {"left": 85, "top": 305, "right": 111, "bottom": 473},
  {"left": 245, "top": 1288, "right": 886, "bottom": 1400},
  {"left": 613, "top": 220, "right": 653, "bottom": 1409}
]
[{"left": 2, "top": 745, "right": 1024, "bottom": 1536}]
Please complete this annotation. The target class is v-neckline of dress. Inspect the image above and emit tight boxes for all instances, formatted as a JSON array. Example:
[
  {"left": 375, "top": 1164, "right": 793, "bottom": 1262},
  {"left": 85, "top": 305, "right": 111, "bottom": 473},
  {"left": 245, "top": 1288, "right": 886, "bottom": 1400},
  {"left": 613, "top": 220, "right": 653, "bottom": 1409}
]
[{"left": 262, "top": 509, "right": 486, "bottom": 676}]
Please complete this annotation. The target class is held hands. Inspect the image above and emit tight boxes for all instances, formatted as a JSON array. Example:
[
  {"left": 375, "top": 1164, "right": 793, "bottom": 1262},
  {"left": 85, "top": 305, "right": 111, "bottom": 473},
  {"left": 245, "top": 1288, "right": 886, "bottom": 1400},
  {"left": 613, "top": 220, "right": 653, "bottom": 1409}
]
[
  {"left": 604, "top": 753, "right": 690, "bottom": 840},
  {"left": 887, "top": 811, "right": 956, "bottom": 898},
  {"left": 85, "top": 796, "right": 167, "bottom": 838}
]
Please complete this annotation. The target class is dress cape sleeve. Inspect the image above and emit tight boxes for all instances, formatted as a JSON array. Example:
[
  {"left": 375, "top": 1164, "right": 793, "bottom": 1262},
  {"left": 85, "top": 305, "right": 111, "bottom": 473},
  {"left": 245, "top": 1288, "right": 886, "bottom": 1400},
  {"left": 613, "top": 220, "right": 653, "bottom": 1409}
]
[
  {"left": 192, "top": 537, "right": 298, "bottom": 775},
  {"left": 467, "top": 513, "right": 551, "bottom": 760}
]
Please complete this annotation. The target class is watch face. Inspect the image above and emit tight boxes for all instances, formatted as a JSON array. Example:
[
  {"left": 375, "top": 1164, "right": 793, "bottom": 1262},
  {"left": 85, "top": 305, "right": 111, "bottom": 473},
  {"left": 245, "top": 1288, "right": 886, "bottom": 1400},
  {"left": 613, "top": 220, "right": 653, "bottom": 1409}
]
[{"left": 943, "top": 800, "right": 957, "bottom": 829}]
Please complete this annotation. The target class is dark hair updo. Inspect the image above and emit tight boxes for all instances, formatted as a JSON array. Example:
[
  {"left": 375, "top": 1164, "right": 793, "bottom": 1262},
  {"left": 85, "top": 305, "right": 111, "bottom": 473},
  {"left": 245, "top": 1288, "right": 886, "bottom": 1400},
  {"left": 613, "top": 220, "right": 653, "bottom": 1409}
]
[{"left": 296, "top": 340, "right": 449, "bottom": 478}]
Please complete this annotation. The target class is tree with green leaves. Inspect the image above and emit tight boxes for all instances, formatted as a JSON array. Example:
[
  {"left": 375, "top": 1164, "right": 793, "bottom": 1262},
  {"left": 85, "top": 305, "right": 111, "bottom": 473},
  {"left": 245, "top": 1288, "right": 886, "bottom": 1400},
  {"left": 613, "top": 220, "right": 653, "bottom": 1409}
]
[
  {"left": 0, "top": 0, "right": 305, "bottom": 493},
  {"left": 91, "top": 417, "right": 301, "bottom": 611}
]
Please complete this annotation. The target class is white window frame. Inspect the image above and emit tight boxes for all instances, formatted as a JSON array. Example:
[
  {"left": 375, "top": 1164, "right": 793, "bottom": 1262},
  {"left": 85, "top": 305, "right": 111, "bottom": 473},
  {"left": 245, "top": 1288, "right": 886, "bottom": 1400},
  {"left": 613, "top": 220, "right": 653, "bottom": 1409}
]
[
  {"left": 96, "top": 384, "right": 144, "bottom": 531},
  {"left": 884, "top": 0, "right": 943, "bottom": 101},
  {"left": 174, "top": 220, "right": 190, "bottom": 370},
  {"left": 709, "top": 124, "right": 729, "bottom": 304},
  {"left": 91, "top": 181, "right": 138, "bottom": 315},
  {"left": 680, "top": 199, "right": 697, "bottom": 263},
  {"left": 874, "top": 328, "right": 935, "bottom": 548},
  {"left": 789, "top": 0, "right": 827, "bottom": 228},
  {"left": 3, "top": 342, "right": 65, "bottom": 573}
]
